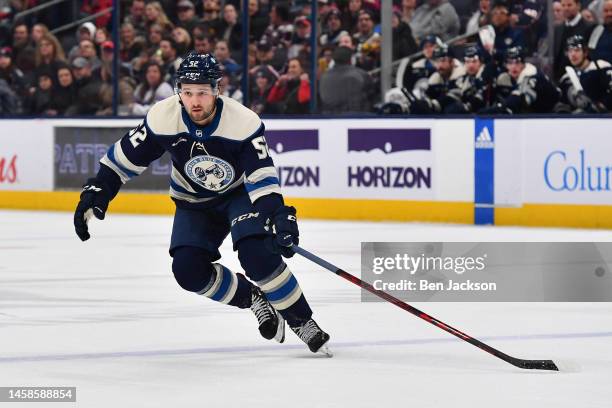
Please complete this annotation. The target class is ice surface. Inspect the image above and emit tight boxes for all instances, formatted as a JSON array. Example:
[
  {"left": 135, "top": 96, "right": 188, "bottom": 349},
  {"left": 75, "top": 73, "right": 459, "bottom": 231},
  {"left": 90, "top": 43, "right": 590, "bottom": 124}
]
[{"left": 0, "top": 210, "right": 611, "bottom": 407}]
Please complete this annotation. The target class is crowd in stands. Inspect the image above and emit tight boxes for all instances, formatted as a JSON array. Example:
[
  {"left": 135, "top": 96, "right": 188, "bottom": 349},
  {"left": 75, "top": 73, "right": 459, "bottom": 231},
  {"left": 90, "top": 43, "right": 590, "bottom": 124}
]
[{"left": 0, "top": 0, "right": 610, "bottom": 115}]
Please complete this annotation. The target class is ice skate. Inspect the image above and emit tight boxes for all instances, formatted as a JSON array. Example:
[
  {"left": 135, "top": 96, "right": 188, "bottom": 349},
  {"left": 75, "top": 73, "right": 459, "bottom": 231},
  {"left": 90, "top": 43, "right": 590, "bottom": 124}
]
[
  {"left": 290, "top": 318, "right": 332, "bottom": 357},
  {"left": 250, "top": 286, "right": 285, "bottom": 343}
]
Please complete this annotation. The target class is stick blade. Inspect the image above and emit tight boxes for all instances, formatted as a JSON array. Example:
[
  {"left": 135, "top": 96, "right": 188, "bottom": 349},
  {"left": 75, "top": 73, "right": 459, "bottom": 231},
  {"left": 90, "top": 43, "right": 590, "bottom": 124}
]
[{"left": 510, "top": 358, "right": 559, "bottom": 371}]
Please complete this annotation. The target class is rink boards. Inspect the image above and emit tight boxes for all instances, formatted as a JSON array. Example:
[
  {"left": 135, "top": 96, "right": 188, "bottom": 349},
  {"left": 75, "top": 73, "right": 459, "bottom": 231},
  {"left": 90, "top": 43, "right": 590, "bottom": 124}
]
[{"left": 0, "top": 117, "right": 611, "bottom": 228}]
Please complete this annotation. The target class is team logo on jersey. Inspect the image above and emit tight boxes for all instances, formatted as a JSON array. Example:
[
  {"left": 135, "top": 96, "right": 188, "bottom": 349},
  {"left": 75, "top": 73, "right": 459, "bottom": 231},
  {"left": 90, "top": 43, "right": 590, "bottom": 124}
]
[{"left": 184, "top": 155, "right": 235, "bottom": 191}]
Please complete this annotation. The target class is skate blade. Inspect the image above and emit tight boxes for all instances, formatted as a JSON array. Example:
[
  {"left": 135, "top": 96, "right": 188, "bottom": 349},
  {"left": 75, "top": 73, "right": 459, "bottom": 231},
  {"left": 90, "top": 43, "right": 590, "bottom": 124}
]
[
  {"left": 274, "top": 313, "right": 285, "bottom": 343},
  {"left": 317, "top": 344, "right": 333, "bottom": 358}
]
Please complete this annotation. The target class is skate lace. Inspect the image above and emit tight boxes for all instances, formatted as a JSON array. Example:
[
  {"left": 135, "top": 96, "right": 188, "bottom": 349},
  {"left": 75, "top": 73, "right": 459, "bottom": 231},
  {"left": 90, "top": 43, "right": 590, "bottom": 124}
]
[
  {"left": 294, "top": 320, "right": 319, "bottom": 343},
  {"left": 251, "top": 293, "right": 274, "bottom": 324}
]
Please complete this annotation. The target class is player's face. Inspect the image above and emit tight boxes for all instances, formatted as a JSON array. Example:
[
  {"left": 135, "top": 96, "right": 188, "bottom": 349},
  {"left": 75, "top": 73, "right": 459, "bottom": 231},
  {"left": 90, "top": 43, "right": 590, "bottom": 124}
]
[
  {"left": 506, "top": 60, "right": 524, "bottom": 80},
  {"left": 567, "top": 47, "right": 586, "bottom": 66},
  {"left": 180, "top": 84, "right": 217, "bottom": 124},
  {"left": 434, "top": 57, "right": 452, "bottom": 77},
  {"left": 464, "top": 57, "right": 482, "bottom": 76}
]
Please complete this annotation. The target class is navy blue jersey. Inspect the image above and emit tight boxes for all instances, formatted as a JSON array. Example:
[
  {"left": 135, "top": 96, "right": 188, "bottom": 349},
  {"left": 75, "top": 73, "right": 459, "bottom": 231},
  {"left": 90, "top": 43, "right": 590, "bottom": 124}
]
[
  {"left": 560, "top": 60, "right": 612, "bottom": 111},
  {"left": 493, "top": 63, "right": 560, "bottom": 113},
  {"left": 423, "top": 61, "right": 466, "bottom": 112},
  {"left": 99, "top": 95, "right": 281, "bottom": 209}
]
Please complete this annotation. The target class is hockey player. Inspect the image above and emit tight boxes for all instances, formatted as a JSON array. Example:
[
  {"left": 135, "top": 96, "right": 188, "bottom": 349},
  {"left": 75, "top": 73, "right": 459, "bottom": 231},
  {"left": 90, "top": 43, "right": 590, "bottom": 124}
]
[
  {"left": 481, "top": 46, "right": 560, "bottom": 114},
  {"left": 444, "top": 46, "right": 496, "bottom": 113},
  {"left": 73, "top": 52, "right": 331, "bottom": 356},
  {"left": 407, "top": 45, "right": 466, "bottom": 114},
  {"left": 558, "top": 35, "right": 612, "bottom": 112}
]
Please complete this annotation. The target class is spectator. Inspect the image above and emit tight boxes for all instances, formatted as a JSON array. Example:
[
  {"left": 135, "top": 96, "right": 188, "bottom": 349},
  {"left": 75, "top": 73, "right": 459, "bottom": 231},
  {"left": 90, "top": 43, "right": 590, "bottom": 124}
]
[
  {"left": 589, "top": 0, "right": 612, "bottom": 63},
  {"left": 48, "top": 65, "right": 77, "bottom": 115},
  {"left": 176, "top": 0, "right": 199, "bottom": 34},
  {"left": 130, "top": 61, "right": 173, "bottom": 115},
  {"left": 65, "top": 57, "right": 103, "bottom": 115},
  {"left": 202, "top": 0, "right": 222, "bottom": 22},
  {"left": 481, "top": 1, "right": 524, "bottom": 57},
  {"left": 553, "top": 0, "right": 595, "bottom": 80},
  {"left": 510, "top": 0, "right": 545, "bottom": 54},
  {"left": 145, "top": 1, "right": 174, "bottom": 35},
  {"left": 81, "top": 0, "right": 112, "bottom": 29},
  {"left": 34, "top": 33, "right": 67, "bottom": 86},
  {"left": 262, "top": 4, "right": 294, "bottom": 47},
  {"left": 68, "top": 22, "right": 97, "bottom": 61},
  {"left": 553, "top": 1, "right": 564, "bottom": 24},
  {"left": 11, "top": 22, "right": 35, "bottom": 73},
  {"left": 0, "top": 46, "right": 27, "bottom": 104},
  {"left": 401, "top": 0, "right": 417, "bottom": 26},
  {"left": 411, "top": 0, "right": 461, "bottom": 42},
  {"left": 267, "top": 57, "right": 310, "bottom": 114},
  {"left": 466, "top": 0, "right": 492, "bottom": 34},
  {"left": 172, "top": 27, "right": 193, "bottom": 55},
  {"left": 320, "top": 9, "right": 349, "bottom": 46},
  {"left": 31, "top": 24, "right": 49, "bottom": 45},
  {"left": 215, "top": 39, "right": 240, "bottom": 75},
  {"left": 249, "top": 67, "right": 275, "bottom": 114},
  {"left": 158, "top": 37, "right": 180, "bottom": 82},
  {"left": 193, "top": 33, "right": 214, "bottom": 54},
  {"left": 343, "top": 0, "right": 363, "bottom": 33},
  {"left": 147, "top": 23, "right": 165, "bottom": 55},
  {"left": 354, "top": 9, "right": 381, "bottom": 70},
  {"left": 0, "top": 78, "right": 19, "bottom": 114},
  {"left": 588, "top": 0, "right": 606, "bottom": 23},
  {"left": 288, "top": 16, "right": 311, "bottom": 59},
  {"left": 219, "top": 68, "right": 243, "bottom": 103},
  {"left": 320, "top": 46, "right": 372, "bottom": 113},
  {"left": 219, "top": 3, "right": 242, "bottom": 61},
  {"left": 94, "top": 27, "right": 111, "bottom": 50},
  {"left": 27, "top": 70, "right": 53, "bottom": 114},
  {"left": 120, "top": 22, "right": 145, "bottom": 63},
  {"left": 248, "top": 0, "right": 269, "bottom": 41},
  {"left": 124, "top": 0, "right": 147, "bottom": 36},
  {"left": 77, "top": 39, "right": 101, "bottom": 70},
  {"left": 256, "top": 38, "right": 285, "bottom": 72},
  {"left": 392, "top": 7, "right": 418, "bottom": 60}
]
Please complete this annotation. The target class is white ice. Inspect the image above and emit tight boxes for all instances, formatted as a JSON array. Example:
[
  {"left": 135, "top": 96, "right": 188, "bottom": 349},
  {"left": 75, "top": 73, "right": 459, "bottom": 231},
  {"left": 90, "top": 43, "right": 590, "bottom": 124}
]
[{"left": 1, "top": 210, "right": 611, "bottom": 408}]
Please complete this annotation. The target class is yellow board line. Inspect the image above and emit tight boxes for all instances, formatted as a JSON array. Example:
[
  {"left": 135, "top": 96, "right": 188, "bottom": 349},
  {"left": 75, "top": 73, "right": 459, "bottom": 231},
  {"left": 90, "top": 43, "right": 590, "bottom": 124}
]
[
  {"left": 2, "top": 191, "right": 612, "bottom": 228},
  {"left": 0, "top": 191, "right": 472, "bottom": 223}
]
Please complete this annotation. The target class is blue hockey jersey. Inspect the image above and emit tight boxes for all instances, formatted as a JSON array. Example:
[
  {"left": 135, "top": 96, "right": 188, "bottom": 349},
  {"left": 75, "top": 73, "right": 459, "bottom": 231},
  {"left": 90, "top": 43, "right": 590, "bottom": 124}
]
[{"left": 99, "top": 95, "right": 281, "bottom": 208}]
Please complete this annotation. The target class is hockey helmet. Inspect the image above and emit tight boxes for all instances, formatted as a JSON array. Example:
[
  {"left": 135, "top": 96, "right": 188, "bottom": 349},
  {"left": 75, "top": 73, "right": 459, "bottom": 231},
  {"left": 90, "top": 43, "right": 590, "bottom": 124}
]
[
  {"left": 566, "top": 35, "right": 586, "bottom": 51},
  {"left": 504, "top": 46, "right": 525, "bottom": 63},
  {"left": 174, "top": 52, "right": 222, "bottom": 94},
  {"left": 432, "top": 44, "right": 451, "bottom": 60},
  {"left": 464, "top": 45, "right": 483, "bottom": 61}
]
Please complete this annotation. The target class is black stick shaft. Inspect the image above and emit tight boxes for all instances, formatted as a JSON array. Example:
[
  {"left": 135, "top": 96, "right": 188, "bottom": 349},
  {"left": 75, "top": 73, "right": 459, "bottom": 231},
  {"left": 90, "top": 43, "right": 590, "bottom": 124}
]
[{"left": 293, "top": 245, "right": 558, "bottom": 371}]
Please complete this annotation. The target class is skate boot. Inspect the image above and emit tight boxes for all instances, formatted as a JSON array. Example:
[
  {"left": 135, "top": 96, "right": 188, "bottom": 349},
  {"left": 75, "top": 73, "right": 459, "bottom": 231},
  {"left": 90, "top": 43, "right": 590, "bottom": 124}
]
[
  {"left": 290, "top": 318, "right": 332, "bottom": 357},
  {"left": 250, "top": 286, "right": 285, "bottom": 343}
]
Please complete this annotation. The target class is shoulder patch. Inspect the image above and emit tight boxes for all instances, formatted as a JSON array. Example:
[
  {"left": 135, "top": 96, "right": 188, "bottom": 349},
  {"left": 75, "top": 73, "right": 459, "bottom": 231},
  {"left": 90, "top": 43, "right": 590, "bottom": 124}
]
[{"left": 145, "top": 94, "right": 189, "bottom": 136}]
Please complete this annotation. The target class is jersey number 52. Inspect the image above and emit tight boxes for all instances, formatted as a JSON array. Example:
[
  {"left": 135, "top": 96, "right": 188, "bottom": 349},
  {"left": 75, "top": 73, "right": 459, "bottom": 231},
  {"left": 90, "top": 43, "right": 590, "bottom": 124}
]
[
  {"left": 129, "top": 123, "right": 147, "bottom": 148},
  {"left": 251, "top": 136, "right": 270, "bottom": 159}
]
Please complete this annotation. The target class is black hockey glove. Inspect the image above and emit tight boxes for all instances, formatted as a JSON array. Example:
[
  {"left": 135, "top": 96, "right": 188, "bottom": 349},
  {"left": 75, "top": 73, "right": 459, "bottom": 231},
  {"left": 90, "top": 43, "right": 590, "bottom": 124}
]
[
  {"left": 74, "top": 178, "right": 112, "bottom": 241},
  {"left": 269, "top": 205, "right": 299, "bottom": 258}
]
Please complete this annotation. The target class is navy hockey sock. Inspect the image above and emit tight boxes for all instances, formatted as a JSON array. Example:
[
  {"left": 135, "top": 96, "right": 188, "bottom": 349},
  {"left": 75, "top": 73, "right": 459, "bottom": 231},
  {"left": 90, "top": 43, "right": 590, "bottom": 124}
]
[
  {"left": 237, "top": 238, "right": 312, "bottom": 325},
  {"left": 172, "top": 246, "right": 252, "bottom": 308}
]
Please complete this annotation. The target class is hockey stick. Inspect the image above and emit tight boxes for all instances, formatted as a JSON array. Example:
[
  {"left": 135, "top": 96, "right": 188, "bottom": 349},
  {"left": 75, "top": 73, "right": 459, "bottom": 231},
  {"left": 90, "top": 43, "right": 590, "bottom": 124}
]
[{"left": 293, "top": 245, "right": 559, "bottom": 371}]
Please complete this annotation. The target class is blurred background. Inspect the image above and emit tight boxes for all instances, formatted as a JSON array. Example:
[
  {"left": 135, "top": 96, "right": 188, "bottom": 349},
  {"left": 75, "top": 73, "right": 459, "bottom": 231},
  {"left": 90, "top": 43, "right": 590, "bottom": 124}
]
[{"left": 0, "top": 0, "right": 610, "bottom": 117}]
